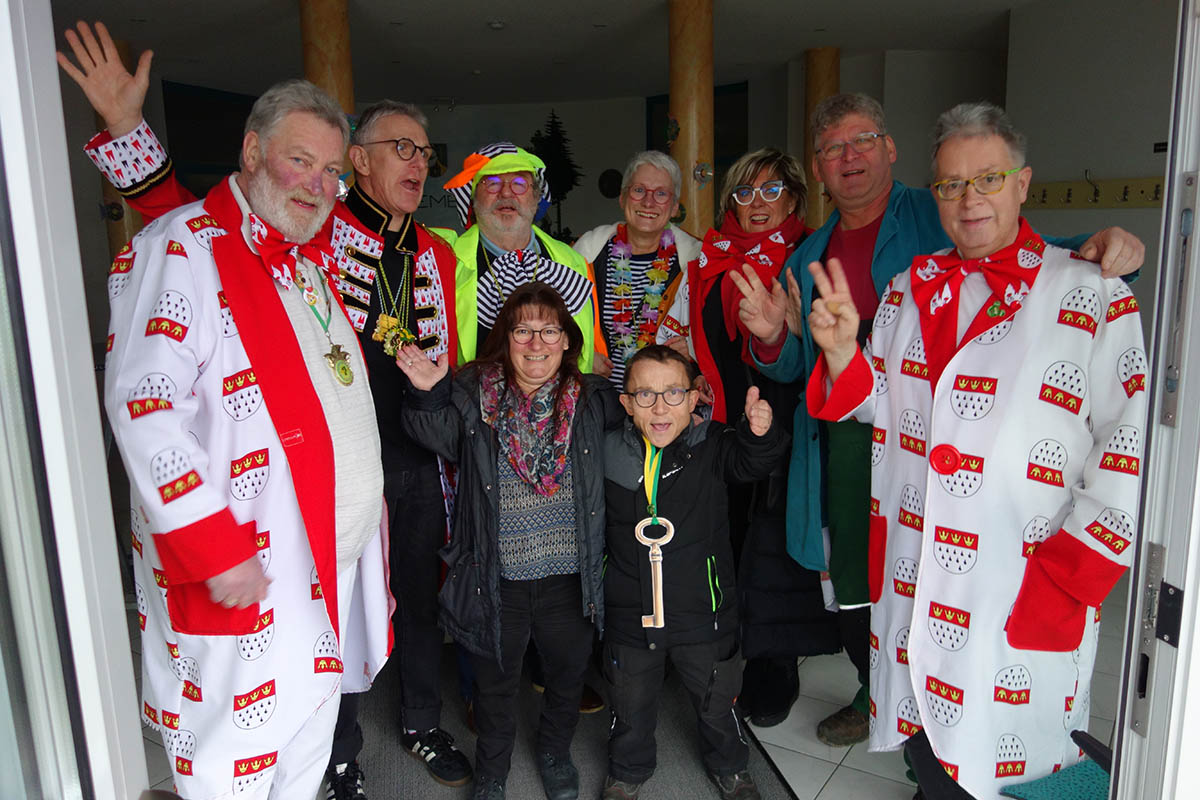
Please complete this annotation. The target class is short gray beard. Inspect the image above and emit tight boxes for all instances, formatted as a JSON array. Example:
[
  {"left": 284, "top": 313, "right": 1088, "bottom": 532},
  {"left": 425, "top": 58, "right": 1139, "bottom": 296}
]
[{"left": 244, "top": 167, "right": 332, "bottom": 243}]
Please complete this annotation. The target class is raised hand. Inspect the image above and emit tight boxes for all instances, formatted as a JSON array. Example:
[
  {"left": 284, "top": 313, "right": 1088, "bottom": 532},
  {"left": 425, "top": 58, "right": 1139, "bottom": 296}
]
[
  {"left": 593, "top": 351, "right": 614, "bottom": 379},
  {"left": 205, "top": 555, "right": 271, "bottom": 610},
  {"left": 395, "top": 343, "right": 448, "bottom": 391},
  {"left": 807, "top": 258, "right": 861, "bottom": 380},
  {"left": 56, "top": 21, "right": 152, "bottom": 137},
  {"left": 744, "top": 385, "right": 773, "bottom": 436},
  {"left": 726, "top": 263, "right": 789, "bottom": 345},
  {"left": 661, "top": 335, "right": 691, "bottom": 358}
]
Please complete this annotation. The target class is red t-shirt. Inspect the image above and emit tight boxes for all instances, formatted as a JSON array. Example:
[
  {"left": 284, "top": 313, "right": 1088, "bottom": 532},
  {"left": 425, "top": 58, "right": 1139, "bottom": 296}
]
[{"left": 826, "top": 213, "right": 884, "bottom": 320}]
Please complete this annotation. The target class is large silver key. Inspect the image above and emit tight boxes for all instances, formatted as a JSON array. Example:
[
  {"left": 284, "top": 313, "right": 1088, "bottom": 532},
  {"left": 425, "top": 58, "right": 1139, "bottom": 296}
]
[{"left": 634, "top": 516, "right": 675, "bottom": 628}]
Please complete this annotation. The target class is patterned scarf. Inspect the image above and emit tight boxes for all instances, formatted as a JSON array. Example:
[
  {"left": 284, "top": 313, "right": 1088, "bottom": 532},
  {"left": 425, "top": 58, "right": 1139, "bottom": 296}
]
[
  {"left": 477, "top": 246, "right": 594, "bottom": 331},
  {"left": 606, "top": 224, "right": 679, "bottom": 366},
  {"left": 247, "top": 210, "right": 335, "bottom": 289},
  {"left": 480, "top": 365, "right": 581, "bottom": 497},
  {"left": 698, "top": 210, "right": 806, "bottom": 364},
  {"left": 909, "top": 217, "right": 1045, "bottom": 390}
]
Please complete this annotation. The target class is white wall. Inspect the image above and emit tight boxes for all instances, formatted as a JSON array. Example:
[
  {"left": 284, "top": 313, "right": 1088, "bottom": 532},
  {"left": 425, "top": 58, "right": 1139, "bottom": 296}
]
[
  {"left": 421, "top": 96, "right": 645, "bottom": 236},
  {"left": 1007, "top": 0, "right": 1178, "bottom": 322},
  {"left": 882, "top": 50, "right": 1007, "bottom": 188}
]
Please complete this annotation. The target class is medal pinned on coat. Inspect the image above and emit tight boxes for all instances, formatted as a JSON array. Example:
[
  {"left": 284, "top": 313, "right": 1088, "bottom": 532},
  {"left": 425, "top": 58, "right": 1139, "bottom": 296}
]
[{"left": 637, "top": 440, "right": 674, "bottom": 628}]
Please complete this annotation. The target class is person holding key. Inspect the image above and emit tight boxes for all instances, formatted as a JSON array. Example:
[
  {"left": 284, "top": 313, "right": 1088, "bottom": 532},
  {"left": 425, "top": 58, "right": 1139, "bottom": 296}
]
[
  {"left": 397, "top": 283, "right": 623, "bottom": 800},
  {"left": 600, "top": 345, "right": 788, "bottom": 800}
]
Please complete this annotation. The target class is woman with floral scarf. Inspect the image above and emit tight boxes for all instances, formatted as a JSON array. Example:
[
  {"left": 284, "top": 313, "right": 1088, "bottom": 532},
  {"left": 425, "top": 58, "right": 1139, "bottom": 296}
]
[
  {"left": 397, "top": 283, "right": 621, "bottom": 800},
  {"left": 659, "top": 149, "right": 843, "bottom": 732},
  {"left": 573, "top": 151, "right": 702, "bottom": 387}
]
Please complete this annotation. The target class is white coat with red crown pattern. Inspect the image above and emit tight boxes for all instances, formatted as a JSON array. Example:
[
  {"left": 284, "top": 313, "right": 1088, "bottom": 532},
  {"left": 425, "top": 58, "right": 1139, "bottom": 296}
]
[
  {"left": 811, "top": 243, "right": 1146, "bottom": 799},
  {"left": 105, "top": 188, "right": 391, "bottom": 798}
]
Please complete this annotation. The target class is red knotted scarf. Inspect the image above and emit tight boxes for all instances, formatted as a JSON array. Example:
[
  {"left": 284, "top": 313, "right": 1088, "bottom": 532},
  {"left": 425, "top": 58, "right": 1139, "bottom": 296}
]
[
  {"left": 909, "top": 217, "right": 1046, "bottom": 390},
  {"left": 247, "top": 210, "right": 336, "bottom": 288}
]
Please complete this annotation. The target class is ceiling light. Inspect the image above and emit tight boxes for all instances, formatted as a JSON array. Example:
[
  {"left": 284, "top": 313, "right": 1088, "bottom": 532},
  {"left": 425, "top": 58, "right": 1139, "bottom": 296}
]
[{"left": 487, "top": 19, "right": 506, "bottom": 31}]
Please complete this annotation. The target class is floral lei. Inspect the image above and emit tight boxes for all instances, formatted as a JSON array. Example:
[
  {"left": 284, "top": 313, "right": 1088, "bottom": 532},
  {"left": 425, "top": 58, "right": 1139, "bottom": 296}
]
[{"left": 608, "top": 224, "right": 677, "bottom": 365}]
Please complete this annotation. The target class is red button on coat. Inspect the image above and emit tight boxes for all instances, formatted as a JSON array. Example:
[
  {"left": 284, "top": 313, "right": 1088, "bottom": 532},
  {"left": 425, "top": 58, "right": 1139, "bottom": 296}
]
[{"left": 929, "top": 444, "right": 961, "bottom": 475}]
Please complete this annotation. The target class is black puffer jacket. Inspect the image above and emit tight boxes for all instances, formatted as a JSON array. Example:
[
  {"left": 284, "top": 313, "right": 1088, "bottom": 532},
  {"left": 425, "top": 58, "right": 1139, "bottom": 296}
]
[
  {"left": 602, "top": 416, "right": 788, "bottom": 649},
  {"left": 401, "top": 366, "right": 622, "bottom": 664}
]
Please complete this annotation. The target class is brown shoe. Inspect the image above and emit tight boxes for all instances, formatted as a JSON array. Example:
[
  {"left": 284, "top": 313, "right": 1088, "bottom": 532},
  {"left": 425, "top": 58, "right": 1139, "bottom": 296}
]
[
  {"left": 816, "top": 705, "right": 869, "bottom": 746},
  {"left": 579, "top": 683, "right": 605, "bottom": 714}
]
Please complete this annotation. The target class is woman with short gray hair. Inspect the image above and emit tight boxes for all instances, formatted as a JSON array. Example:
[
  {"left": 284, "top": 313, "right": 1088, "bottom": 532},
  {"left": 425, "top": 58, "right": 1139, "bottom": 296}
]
[{"left": 573, "top": 150, "right": 702, "bottom": 387}]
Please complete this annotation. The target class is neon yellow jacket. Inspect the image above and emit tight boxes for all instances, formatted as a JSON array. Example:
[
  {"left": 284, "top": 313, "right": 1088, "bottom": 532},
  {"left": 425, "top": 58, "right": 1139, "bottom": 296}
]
[{"left": 435, "top": 225, "right": 603, "bottom": 371}]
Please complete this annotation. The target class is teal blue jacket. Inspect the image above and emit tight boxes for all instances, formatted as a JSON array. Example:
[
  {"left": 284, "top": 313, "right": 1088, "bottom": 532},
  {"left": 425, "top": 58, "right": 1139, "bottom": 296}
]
[{"left": 754, "top": 180, "right": 1087, "bottom": 572}]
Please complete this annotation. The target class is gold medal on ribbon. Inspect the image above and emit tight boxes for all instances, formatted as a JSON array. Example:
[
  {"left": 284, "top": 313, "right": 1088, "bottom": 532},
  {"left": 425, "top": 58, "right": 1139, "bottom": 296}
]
[
  {"left": 372, "top": 313, "right": 398, "bottom": 342},
  {"left": 325, "top": 344, "right": 355, "bottom": 386}
]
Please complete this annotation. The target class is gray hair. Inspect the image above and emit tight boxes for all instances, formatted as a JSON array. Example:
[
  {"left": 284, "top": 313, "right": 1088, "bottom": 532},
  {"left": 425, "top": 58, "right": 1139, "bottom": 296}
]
[
  {"left": 619, "top": 150, "right": 682, "bottom": 199},
  {"left": 811, "top": 93, "right": 888, "bottom": 144},
  {"left": 717, "top": 147, "right": 808, "bottom": 220},
  {"left": 352, "top": 100, "right": 429, "bottom": 146},
  {"left": 241, "top": 79, "right": 349, "bottom": 166},
  {"left": 930, "top": 102, "right": 1027, "bottom": 174}
]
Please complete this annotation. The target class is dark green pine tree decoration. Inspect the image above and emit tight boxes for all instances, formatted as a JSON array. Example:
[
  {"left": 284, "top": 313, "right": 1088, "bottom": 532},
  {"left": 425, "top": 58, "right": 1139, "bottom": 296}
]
[{"left": 530, "top": 109, "right": 583, "bottom": 239}]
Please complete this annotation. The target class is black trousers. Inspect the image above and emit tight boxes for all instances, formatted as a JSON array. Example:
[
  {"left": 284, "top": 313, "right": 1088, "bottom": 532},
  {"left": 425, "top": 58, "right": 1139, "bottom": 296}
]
[
  {"left": 904, "top": 731, "right": 978, "bottom": 800},
  {"left": 603, "top": 634, "right": 747, "bottom": 783},
  {"left": 328, "top": 461, "right": 448, "bottom": 766},
  {"left": 470, "top": 574, "right": 594, "bottom": 782}
]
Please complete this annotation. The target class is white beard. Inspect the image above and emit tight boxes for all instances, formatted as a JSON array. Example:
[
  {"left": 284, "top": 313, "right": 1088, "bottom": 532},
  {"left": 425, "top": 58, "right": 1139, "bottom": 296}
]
[{"left": 244, "top": 168, "right": 333, "bottom": 243}]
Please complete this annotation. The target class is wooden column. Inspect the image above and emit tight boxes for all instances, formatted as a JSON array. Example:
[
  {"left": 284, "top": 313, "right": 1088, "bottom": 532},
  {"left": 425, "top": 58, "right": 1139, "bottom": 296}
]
[
  {"left": 668, "top": 0, "right": 714, "bottom": 237},
  {"left": 99, "top": 39, "right": 143, "bottom": 257},
  {"left": 803, "top": 47, "right": 839, "bottom": 228},
  {"left": 299, "top": 0, "right": 355, "bottom": 113}
]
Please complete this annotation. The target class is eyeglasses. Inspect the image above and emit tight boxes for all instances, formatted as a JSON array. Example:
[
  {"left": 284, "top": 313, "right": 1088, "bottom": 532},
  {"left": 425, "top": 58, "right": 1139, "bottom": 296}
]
[
  {"left": 480, "top": 175, "right": 532, "bottom": 195},
  {"left": 816, "top": 131, "right": 884, "bottom": 161},
  {"left": 931, "top": 168, "right": 1022, "bottom": 200},
  {"left": 731, "top": 180, "right": 786, "bottom": 206},
  {"left": 510, "top": 325, "right": 563, "bottom": 344},
  {"left": 627, "top": 185, "right": 673, "bottom": 205},
  {"left": 361, "top": 137, "right": 436, "bottom": 166},
  {"left": 623, "top": 387, "right": 693, "bottom": 408}
]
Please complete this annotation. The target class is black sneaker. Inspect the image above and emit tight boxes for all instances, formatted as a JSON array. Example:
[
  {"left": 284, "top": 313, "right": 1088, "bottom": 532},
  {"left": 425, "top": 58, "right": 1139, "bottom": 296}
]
[
  {"left": 324, "top": 760, "right": 367, "bottom": 800},
  {"left": 401, "top": 727, "right": 473, "bottom": 787},
  {"left": 471, "top": 777, "right": 506, "bottom": 800},
  {"left": 536, "top": 751, "right": 580, "bottom": 800},
  {"left": 709, "top": 770, "right": 761, "bottom": 800}
]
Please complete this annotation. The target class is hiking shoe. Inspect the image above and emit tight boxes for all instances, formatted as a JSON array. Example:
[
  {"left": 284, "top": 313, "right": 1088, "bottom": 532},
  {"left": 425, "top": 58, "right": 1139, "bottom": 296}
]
[
  {"left": 816, "top": 705, "right": 869, "bottom": 746},
  {"left": 537, "top": 751, "right": 580, "bottom": 800},
  {"left": 471, "top": 777, "right": 506, "bottom": 800},
  {"left": 709, "top": 770, "right": 761, "bottom": 800},
  {"left": 600, "top": 775, "right": 643, "bottom": 799},
  {"left": 401, "top": 727, "right": 473, "bottom": 787},
  {"left": 324, "top": 760, "right": 367, "bottom": 800}
]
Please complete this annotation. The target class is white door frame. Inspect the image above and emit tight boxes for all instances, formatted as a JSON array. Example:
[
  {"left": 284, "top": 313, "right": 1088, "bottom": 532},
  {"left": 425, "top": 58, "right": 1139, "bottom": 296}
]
[{"left": 0, "top": 0, "right": 147, "bottom": 797}]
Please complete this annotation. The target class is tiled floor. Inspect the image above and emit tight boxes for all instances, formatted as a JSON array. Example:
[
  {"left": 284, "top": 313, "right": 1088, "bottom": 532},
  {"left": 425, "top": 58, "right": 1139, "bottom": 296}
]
[
  {"left": 757, "top": 574, "right": 1130, "bottom": 800},
  {"left": 136, "top": 577, "right": 1131, "bottom": 799}
]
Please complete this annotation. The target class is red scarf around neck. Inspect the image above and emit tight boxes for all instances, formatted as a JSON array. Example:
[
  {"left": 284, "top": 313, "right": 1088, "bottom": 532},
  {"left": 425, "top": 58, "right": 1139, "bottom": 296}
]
[
  {"left": 247, "top": 209, "right": 335, "bottom": 288},
  {"left": 909, "top": 217, "right": 1045, "bottom": 390},
  {"left": 699, "top": 210, "right": 806, "bottom": 357}
]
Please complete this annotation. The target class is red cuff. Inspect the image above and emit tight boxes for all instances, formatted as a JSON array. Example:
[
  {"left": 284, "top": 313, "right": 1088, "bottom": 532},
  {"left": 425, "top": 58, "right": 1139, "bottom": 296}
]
[
  {"left": 1006, "top": 531, "right": 1126, "bottom": 651},
  {"left": 84, "top": 129, "right": 114, "bottom": 150},
  {"left": 1036, "top": 530, "right": 1128, "bottom": 607},
  {"left": 806, "top": 349, "right": 872, "bottom": 421},
  {"left": 152, "top": 509, "right": 259, "bottom": 585},
  {"left": 751, "top": 333, "right": 786, "bottom": 364}
]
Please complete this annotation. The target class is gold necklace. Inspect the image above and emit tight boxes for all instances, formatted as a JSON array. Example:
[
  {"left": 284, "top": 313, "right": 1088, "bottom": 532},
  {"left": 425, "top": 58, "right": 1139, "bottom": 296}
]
[
  {"left": 298, "top": 266, "right": 354, "bottom": 386},
  {"left": 371, "top": 214, "right": 418, "bottom": 357}
]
